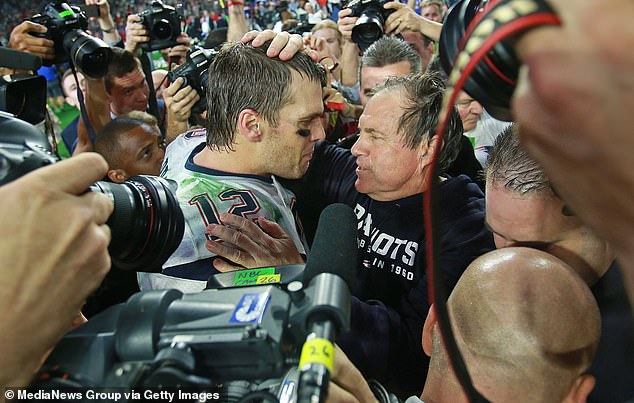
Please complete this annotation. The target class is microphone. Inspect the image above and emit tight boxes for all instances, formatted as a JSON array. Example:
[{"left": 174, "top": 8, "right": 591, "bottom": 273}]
[
  {"left": 297, "top": 203, "right": 357, "bottom": 403},
  {"left": 0, "top": 47, "right": 42, "bottom": 71}
]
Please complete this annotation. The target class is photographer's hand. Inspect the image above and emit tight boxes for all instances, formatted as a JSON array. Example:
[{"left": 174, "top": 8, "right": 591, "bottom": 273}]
[
  {"left": 164, "top": 77, "right": 199, "bottom": 143},
  {"left": 164, "top": 33, "right": 192, "bottom": 64},
  {"left": 0, "top": 153, "right": 113, "bottom": 389},
  {"left": 205, "top": 213, "right": 304, "bottom": 272},
  {"left": 86, "top": 0, "right": 120, "bottom": 44},
  {"left": 384, "top": 1, "right": 441, "bottom": 41},
  {"left": 8, "top": 21, "right": 55, "bottom": 61},
  {"left": 124, "top": 14, "right": 149, "bottom": 53},
  {"left": 337, "top": 8, "right": 361, "bottom": 87}
]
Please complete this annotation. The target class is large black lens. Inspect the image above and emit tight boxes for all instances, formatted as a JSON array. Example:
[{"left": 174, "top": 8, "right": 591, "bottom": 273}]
[
  {"left": 152, "top": 19, "right": 173, "bottom": 40},
  {"left": 63, "top": 30, "right": 112, "bottom": 78},
  {"left": 90, "top": 176, "right": 184, "bottom": 272},
  {"left": 351, "top": 13, "right": 384, "bottom": 51}
]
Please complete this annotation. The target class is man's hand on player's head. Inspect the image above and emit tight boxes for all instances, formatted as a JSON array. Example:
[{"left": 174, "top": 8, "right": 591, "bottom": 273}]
[{"left": 241, "top": 29, "right": 319, "bottom": 61}]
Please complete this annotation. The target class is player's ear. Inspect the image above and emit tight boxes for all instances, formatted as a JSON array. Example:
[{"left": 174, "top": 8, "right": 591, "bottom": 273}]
[
  {"left": 422, "top": 304, "right": 437, "bottom": 357},
  {"left": 237, "top": 109, "right": 262, "bottom": 142}
]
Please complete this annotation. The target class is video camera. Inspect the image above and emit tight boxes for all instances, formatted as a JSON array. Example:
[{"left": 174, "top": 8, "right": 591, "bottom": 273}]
[
  {"left": 346, "top": 0, "right": 395, "bottom": 51},
  {"left": 138, "top": 0, "right": 184, "bottom": 51},
  {"left": 32, "top": 204, "right": 366, "bottom": 403},
  {"left": 0, "top": 112, "right": 184, "bottom": 272},
  {"left": 167, "top": 45, "right": 217, "bottom": 114},
  {"left": 29, "top": 1, "right": 112, "bottom": 78}
]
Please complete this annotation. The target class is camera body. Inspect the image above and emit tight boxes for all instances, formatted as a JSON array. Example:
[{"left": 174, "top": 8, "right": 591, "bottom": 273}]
[
  {"left": 34, "top": 274, "right": 347, "bottom": 402},
  {"left": 346, "top": 0, "right": 395, "bottom": 50},
  {"left": 0, "top": 112, "right": 184, "bottom": 272},
  {"left": 138, "top": 0, "right": 183, "bottom": 51},
  {"left": 167, "top": 45, "right": 217, "bottom": 114},
  {"left": 29, "top": 2, "right": 112, "bottom": 78}
]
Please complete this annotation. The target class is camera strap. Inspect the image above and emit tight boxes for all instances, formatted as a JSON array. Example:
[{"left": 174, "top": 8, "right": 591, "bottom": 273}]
[
  {"left": 71, "top": 64, "right": 97, "bottom": 146},
  {"left": 140, "top": 51, "right": 165, "bottom": 146}
]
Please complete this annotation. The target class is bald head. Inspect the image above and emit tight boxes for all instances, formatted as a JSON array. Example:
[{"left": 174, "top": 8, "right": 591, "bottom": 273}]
[{"left": 424, "top": 248, "right": 600, "bottom": 403}]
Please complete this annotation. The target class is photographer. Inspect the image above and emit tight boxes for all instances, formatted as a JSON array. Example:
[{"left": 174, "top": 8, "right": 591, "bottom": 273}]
[
  {"left": 337, "top": 1, "right": 440, "bottom": 88},
  {"left": 124, "top": 12, "right": 192, "bottom": 62},
  {"left": 0, "top": 153, "right": 113, "bottom": 389}
]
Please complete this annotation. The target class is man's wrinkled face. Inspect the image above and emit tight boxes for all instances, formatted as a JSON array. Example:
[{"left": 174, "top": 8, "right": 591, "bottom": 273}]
[
  {"left": 485, "top": 181, "right": 613, "bottom": 284},
  {"left": 352, "top": 89, "right": 425, "bottom": 201},
  {"left": 115, "top": 124, "right": 165, "bottom": 179},
  {"left": 108, "top": 67, "right": 150, "bottom": 115},
  {"left": 261, "top": 74, "right": 325, "bottom": 179},
  {"left": 359, "top": 60, "right": 412, "bottom": 107}
]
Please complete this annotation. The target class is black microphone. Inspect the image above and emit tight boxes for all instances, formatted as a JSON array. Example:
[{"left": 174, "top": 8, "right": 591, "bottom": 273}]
[
  {"left": 0, "top": 47, "right": 42, "bottom": 71},
  {"left": 297, "top": 203, "right": 357, "bottom": 403}
]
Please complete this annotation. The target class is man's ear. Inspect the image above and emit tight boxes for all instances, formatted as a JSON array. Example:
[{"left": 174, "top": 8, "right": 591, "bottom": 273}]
[
  {"left": 237, "top": 109, "right": 262, "bottom": 143},
  {"left": 422, "top": 304, "right": 438, "bottom": 357},
  {"left": 562, "top": 375, "right": 595, "bottom": 403},
  {"left": 107, "top": 169, "right": 127, "bottom": 183},
  {"left": 418, "top": 134, "right": 443, "bottom": 171}
]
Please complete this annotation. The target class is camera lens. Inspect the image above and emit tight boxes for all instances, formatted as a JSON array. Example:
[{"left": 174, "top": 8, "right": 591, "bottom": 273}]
[
  {"left": 90, "top": 176, "right": 185, "bottom": 272},
  {"left": 351, "top": 13, "right": 384, "bottom": 51},
  {"left": 152, "top": 19, "right": 173, "bottom": 40},
  {"left": 63, "top": 30, "right": 112, "bottom": 78}
]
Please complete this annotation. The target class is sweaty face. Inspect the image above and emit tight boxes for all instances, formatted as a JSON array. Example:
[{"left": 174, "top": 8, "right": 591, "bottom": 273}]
[
  {"left": 359, "top": 61, "right": 412, "bottom": 107},
  {"left": 261, "top": 74, "right": 325, "bottom": 179},
  {"left": 455, "top": 90, "right": 483, "bottom": 132},
  {"left": 352, "top": 90, "right": 425, "bottom": 201},
  {"left": 108, "top": 67, "right": 150, "bottom": 116},
  {"left": 116, "top": 125, "right": 165, "bottom": 179},
  {"left": 313, "top": 27, "right": 342, "bottom": 61},
  {"left": 485, "top": 182, "right": 613, "bottom": 284}
]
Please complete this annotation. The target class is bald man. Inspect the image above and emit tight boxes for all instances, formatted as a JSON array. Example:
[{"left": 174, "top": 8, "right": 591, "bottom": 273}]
[{"left": 329, "top": 248, "right": 601, "bottom": 403}]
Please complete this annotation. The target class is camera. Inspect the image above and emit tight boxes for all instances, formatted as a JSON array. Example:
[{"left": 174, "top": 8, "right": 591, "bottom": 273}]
[
  {"left": 0, "top": 112, "right": 184, "bottom": 272},
  {"left": 167, "top": 45, "right": 217, "bottom": 114},
  {"left": 29, "top": 2, "right": 112, "bottom": 78},
  {"left": 346, "top": 0, "right": 395, "bottom": 51},
  {"left": 138, "top": 0, "right": 183, "bottom": 51}
]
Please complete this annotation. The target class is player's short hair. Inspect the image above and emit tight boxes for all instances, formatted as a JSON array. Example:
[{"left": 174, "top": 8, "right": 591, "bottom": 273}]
[
  {"left": 205, "top": 41, "right": 325, "bottom": 151},
  {"left": 487, "top": 124, "right": 553, "bottom": 195}
]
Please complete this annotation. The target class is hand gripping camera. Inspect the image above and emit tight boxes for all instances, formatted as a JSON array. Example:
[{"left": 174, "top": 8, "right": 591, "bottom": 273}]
[
  {"left": 29, "top": 2, "right": 112, "bottom": 78},
  {"left": 346, "top": 0, "right": 395, "bottom": 51},
  {"left": 167, "top": 45, "right": 218, "bottom": 114},
  {"left": 0, "top": 112, "right": 184, "bottom": 272},
  {"left": 138, "top": 0, "right": 184, "bottom": 51}
]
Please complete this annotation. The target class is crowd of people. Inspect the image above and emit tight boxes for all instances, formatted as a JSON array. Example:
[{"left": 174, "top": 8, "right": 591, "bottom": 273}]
[{"left": 1, "top": 0, "right": 633, "bottom": 402}]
